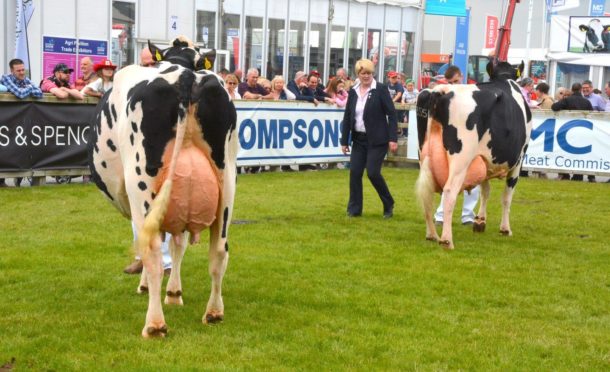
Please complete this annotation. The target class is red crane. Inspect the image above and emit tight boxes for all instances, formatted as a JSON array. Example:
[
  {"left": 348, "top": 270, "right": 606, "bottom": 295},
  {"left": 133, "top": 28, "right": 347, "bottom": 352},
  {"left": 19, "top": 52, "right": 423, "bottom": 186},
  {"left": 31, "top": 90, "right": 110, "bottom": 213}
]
[{"left": 493, "top": 0, "right": 521, "bottom": 64}]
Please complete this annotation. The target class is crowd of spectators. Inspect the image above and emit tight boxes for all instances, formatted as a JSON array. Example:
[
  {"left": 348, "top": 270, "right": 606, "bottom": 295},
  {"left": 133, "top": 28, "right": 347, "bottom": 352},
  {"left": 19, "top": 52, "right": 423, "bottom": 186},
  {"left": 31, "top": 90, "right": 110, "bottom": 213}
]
[{"left": 2, "top": 54, "right": 608, "bottom": 183}]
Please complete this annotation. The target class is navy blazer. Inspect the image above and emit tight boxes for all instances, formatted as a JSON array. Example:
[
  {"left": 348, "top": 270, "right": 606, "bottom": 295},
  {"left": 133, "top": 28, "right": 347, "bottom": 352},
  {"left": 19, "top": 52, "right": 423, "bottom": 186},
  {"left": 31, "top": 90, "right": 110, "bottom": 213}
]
[{"left": 340, "top": 82, "right": 398, "bottom": 147}]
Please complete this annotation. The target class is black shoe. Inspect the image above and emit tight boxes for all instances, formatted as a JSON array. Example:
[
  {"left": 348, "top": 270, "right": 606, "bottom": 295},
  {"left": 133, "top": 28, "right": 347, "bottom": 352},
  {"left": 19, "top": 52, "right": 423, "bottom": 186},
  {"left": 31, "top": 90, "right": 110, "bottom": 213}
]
[
  {"left": 383, "top": 207, "right": 394, "bottom": 219},
  {"left": 347, "top": 212, "right": 361, "bottom": 217}
]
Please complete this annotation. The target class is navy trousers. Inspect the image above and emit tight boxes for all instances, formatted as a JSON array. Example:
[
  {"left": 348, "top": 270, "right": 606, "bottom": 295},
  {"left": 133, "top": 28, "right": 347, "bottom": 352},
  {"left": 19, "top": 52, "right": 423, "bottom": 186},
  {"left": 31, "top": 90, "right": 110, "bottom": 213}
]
[{"left": 347, "top": 132, "right": 394, "bottom": 215}]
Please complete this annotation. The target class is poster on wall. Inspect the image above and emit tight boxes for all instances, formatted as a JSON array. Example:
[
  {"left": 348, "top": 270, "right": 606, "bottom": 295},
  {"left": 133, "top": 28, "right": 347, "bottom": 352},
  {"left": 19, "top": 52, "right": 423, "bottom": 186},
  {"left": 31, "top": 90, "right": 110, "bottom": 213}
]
[
  {"left": 42, "top": 36, "right": 108, "bottom": 84},
  {"left": 568, "top": 16, "right": 610, "bottom": 53}
]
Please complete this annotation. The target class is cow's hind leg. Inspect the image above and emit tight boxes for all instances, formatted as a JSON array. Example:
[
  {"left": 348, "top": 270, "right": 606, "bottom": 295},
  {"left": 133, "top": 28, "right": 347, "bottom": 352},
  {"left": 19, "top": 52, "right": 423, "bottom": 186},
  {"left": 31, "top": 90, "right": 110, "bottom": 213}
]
[
  {"left": 204, "top": 218, "right": 229, "bottom": 324},
  {"left": 439, "top": 168, "right": 469, "bottom": 250},
  {"left": 139, "top": 232, "right": 167, "bottom": 338},
  {"left": 165, "top": 232, "right": 188, "bottom": 305},
  {"left": 473, "top": 179, "right": 490, "bottom": 233},
  {"left": 500, "top": 170, "right": 520, "bottom": 236},
  {"left": 415, "top": 157, "right": 440, "bottom": 242}
]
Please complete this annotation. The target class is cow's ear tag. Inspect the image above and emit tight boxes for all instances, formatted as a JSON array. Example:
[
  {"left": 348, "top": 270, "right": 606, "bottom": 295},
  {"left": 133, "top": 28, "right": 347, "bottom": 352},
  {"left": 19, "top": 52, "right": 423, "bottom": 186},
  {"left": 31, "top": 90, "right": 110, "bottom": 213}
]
[
  {"left": 202, "top": 49, "right": 216, "bottom": 70},
  {"left": 148, "top": 40, "right": 165, "bottom": 62},
  {"left": 204, "top": 58, "right": 212, "bottom": 70}
]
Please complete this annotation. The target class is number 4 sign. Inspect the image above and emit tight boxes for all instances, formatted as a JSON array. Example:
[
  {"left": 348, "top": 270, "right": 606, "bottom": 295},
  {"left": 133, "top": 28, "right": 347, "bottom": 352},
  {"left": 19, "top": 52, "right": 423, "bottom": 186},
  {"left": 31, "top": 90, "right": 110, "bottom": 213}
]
[{"left": 169, "top": 15, "right": 178, "bottom": 37}]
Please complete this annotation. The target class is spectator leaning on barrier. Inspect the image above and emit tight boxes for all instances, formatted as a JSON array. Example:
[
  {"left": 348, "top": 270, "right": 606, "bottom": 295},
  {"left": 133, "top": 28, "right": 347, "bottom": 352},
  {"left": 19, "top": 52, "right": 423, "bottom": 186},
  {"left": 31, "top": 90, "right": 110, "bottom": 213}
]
[
  {"left": 224, "top": 73, "right": 241, "bottom": 100},
  {"left": 238, "top": 68, "right": 272, "bottom": 100},
  {"left": 552, "top": 83, "right": 594, "bottom": 182},
  {"left": 82, "top": 58, "right": 117, "bottom": 98},
  {"left": 1, "top": 58, "right": 43, "bottom": 99},
  {"left": 269, "top": 75, "right": 296, "bottom": 100},
  {"left": 581, "top": 79, "right": 606, "bottom": 111},
  {"left": 287, "top": 71, "right": 319, "bottom": 105},
  {"left": 535, "top": 82, "right": 554, "bottom": 110},
  {"left": 325, "top": 77, "right": 348, "bottom": 107},
  {"left": 307, "top": 73, "right": 333, "bottom": 104},
  {"left": 74, "top": 57, "right": 98, "bottom": 91},
  {"left": 41, "top": 63, "right": 83, "bottom": 100},
  {"left": 519, "top": 77, "right": 539, "bottom": 109}
]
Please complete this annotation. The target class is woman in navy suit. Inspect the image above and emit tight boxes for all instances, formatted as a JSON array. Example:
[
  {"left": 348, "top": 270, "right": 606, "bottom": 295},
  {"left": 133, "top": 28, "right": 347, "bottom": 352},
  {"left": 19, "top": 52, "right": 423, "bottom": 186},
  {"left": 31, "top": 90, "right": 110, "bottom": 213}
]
[{"left": 341, "top": 58, "right": 398, "bottom": 218}]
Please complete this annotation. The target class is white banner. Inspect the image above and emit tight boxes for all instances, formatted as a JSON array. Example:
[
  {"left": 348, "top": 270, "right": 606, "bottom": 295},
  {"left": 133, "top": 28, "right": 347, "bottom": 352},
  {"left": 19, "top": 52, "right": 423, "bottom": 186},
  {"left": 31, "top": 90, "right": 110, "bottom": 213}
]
[
  {"left": 235, "top": 101, "right": 349, "bottom": 166},
  {"left": 15, "top": 0, "right": 35, "bottom": 72},
  {"left": 407, "top": 110, "right": 610, "bottom": 175}
]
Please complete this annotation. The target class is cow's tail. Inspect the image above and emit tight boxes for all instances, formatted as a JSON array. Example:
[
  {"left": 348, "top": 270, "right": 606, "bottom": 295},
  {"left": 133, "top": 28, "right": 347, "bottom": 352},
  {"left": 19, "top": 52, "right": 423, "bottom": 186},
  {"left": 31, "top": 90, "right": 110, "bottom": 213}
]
[
  {"left": 136, "top": 106, "right": 190, "bottom": 255},
  {"left": 415, "top": 156, "right": 437, "bottom": 215}
]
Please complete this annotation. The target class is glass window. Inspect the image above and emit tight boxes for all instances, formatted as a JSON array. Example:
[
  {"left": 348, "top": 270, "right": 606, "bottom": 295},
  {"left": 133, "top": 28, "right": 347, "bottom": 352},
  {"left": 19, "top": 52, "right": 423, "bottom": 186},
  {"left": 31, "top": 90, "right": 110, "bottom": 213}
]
[
  {"left": 245, "top": 16, "right": 263, "bottom": 71},
  {"left": 401, "top": 32, "right": 415, "bottom": 81},
  {"left": 111, "top": 1, "right": 136, "bottom": 69},
  {"left": 220, "top": 14, "right": 240, "bottom": 72},
  {"left": 384, "top": 31, "right": 399, "bottom": 79},
  {"left": 367, "top": 29, "right": 381, "bottom": 77},
  {"left": 555, "top": 63, "right": 590, "bottom": 90},
  {"left": 347, "top": 27, "right": 364, "bottom": 79},
  {"left": 288, "top": 21, "right": 306, "bottom": 80},
  {"left": 196, "top": 11, "right": 216, "bottom": 49},
  {"left": 309, "top": 23, "right": 326, "bottom": 80},
  {"left": 266, "top": 19, "right": 285, "bottom": 80},
  {"left": 329, "top": 25, "right": 346, "bottom": 78}
]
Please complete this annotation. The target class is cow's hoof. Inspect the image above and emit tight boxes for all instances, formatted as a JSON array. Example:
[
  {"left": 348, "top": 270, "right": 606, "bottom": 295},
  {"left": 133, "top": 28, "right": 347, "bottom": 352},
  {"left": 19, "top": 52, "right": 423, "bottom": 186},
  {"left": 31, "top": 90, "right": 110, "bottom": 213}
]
[
  {"left": 164, "top": 290, "right": 183, "bottom": 305},
  {"left": 203, "top": 312, "right": 224, "bottom": 324},
  {"left": 499, "top": 229, "right": 512, "bottom": 236},
  {"left": 473, "top": 221, "right": 486, "bottom": 233},
  {"left": 137, "top": 285, "right": 148, "bottom": 294},
  {"left": 426, "top": 235, "right": 438, "bottom": 242},
  {"left": 439, "top": 240, "right": 454, "bottom": 250},
  {"left": 142, "top": 324, "right": 168, "bottom": 338}
]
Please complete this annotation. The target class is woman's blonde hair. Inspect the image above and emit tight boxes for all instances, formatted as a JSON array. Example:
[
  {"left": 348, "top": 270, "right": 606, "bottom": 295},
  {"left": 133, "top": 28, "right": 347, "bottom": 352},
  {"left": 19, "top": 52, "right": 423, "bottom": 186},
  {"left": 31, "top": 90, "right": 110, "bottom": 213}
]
[
  {"left": 224, "top": 74, "right": 239, "bottom": 85},
  {"left": 355, "top": 58, "right": 375, "bottom": 75},
  {"left": 271, "top": 75, "right": 285, "bottom": 90}
]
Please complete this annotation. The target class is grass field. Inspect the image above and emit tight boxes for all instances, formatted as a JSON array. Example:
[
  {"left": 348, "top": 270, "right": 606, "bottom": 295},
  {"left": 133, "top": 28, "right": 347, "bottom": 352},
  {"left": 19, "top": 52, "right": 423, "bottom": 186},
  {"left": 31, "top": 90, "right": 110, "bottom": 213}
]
[{"left": 0, "top": 168, "right": 609, "bottom": 370}]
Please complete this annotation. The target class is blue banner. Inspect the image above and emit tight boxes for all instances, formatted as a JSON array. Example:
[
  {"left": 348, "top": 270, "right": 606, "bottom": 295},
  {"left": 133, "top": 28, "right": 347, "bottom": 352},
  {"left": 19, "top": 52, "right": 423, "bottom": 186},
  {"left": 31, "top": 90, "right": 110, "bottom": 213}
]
[
  {"left": 453, "top": 9, "right": 469, "bottom": 83},
  {"left": 43, "top": 36, "right": 77, "bottom": 54},
  {"left": 78, "top": 39, "right": 108, "bottom": 57},
  {"left": 425, "top": 0, "right": 467, "bottom": 17},
  {"left": 590, "top": 0, "right": 605, "bottom": 16}
]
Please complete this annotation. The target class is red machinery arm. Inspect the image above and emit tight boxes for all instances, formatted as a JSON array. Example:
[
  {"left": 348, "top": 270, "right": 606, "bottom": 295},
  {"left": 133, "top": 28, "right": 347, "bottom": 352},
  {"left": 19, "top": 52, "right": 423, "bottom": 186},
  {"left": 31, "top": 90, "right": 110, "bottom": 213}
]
[{"left": 494, "top": 0, "right": 521, "bottom": 63}]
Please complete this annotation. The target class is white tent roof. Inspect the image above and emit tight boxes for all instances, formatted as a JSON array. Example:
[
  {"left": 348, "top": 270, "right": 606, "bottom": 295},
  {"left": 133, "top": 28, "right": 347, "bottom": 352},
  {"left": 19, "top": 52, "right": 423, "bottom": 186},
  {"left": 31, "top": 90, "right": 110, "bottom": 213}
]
[{"left": 546, "top": 51, "right": 610, "bottom": 67}]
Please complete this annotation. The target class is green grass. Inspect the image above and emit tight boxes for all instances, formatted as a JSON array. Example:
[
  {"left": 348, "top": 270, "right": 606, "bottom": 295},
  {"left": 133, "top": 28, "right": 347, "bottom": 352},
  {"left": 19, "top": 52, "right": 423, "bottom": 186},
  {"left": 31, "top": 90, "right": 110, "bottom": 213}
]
[{"left": 1, "top": 168, "right": 609, "bottom": 370}]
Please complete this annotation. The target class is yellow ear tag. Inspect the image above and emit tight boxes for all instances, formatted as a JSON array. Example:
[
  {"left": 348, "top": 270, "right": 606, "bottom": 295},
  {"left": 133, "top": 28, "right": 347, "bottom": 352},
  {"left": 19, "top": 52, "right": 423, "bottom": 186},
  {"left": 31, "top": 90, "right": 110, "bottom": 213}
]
[
  {"left": 155, "top": 50, "right": 162, "bottom": 61},
  {"left": 516, "top": 69, "right": 521, "bottom": 78},
  {"left": 205, "top": 58, "right": 212, "bottom": 70}
]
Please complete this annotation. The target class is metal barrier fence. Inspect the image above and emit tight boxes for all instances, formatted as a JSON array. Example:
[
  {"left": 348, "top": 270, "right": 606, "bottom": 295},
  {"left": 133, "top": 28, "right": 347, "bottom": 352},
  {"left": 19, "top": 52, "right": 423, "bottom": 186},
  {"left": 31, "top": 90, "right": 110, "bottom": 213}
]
[{"left": 1, "top": 94, "right": 608, "bottom": 185}]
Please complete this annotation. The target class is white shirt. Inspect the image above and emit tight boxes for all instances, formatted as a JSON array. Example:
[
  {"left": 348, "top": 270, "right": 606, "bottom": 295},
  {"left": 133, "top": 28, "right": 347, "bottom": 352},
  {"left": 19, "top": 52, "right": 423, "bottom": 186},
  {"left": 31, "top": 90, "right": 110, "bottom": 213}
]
[
  {"left": 83, "top": 79, "right": 113, "bottom": 96},
  {"left": 352, "top": 79, "right": 377, "bottom": 133}
]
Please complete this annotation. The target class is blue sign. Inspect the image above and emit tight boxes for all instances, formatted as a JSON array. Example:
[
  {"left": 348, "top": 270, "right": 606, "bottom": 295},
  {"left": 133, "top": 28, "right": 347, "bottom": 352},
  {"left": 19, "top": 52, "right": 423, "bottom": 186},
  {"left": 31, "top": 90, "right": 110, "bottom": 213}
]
[
  {"left": 78, "top": 39, "right": 108, "bottom": 57},
  {"left": 453, "top": 9, "right": 470, "bottom": 83},
  {"left": 425, "top": 0, "right": 467, "bottom": 17},
  {"left": 590, "top": 0, "right": 605, "bottom": 16},
  {"left": 43, "top": 37, "right": 77, "bottom": 54}
]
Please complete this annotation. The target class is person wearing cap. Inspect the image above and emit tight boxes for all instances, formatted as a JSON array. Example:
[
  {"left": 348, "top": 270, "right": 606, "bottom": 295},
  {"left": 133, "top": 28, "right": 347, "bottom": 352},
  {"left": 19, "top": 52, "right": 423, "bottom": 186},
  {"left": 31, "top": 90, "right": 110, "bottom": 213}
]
[
  {"left": 75, "top": 57, "right": 98, "bottom": 91},
  {"left": 40, "top": 63, "right": 83, "bottom": 100},
  {"left": 82, "top": 58, "right": 117, "bottom": 98},
  {"left": 386, "top": 71, "right": 403, "bottom": 103}
]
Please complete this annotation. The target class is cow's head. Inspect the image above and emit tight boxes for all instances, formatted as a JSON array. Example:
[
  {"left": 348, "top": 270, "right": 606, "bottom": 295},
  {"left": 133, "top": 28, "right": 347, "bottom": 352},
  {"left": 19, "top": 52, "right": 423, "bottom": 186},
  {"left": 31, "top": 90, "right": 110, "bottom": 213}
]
[
  {"left": 148, "top": 36, "right": 216, "bottom": 71},
  {"left": 579, "top": 19, "right": 610, "bottom": 52},
  {"left": 486, "top": 61, "right": 524, "bottom": 81}
]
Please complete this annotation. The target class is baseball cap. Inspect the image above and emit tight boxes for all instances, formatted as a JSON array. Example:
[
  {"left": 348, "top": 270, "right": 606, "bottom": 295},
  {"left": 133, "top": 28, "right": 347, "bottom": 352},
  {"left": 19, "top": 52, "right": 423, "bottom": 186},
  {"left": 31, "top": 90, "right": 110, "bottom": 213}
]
[
  {"left": 387, "top": 71, "right": 398, "bottom": 78},
  {"left": 309, "top": 70, "right": 320, "bottom": 77},
  {"left": 53, "top": 63, "right": 74, "bottom": 74}
]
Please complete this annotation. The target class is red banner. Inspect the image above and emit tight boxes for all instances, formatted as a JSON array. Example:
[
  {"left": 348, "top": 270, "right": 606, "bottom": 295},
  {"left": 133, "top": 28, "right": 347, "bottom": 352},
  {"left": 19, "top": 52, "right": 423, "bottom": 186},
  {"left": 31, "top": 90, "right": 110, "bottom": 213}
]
[{"left": 485, "top": 15, "right": 499, "bottom": 49}]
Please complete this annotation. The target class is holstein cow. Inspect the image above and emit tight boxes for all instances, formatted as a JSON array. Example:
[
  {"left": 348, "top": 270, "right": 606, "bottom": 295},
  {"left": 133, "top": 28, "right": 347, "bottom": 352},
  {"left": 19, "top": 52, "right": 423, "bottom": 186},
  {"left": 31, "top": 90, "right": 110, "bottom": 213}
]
[
  {"left": 579, "top": 19, "right": 610, "bottom": 52},
  {"left": 88, "top": 36, "right": 237, "bottom": 337},
  {"left": 415, "top": 62, "right": 531, "bottom": 250}
]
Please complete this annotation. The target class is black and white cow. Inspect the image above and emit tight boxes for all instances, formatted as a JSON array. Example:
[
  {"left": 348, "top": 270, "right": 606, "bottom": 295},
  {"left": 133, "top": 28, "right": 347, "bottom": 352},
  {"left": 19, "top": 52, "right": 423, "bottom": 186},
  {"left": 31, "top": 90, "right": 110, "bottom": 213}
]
[
  {"left": 579, "top": 19, "right": 610, "bottom": 52},
  {"left": 88, "top": 37, "right": 237, "bottom": 337},
  {"left": 415, "top": 62, "right": 531, "bottom": 250}
]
